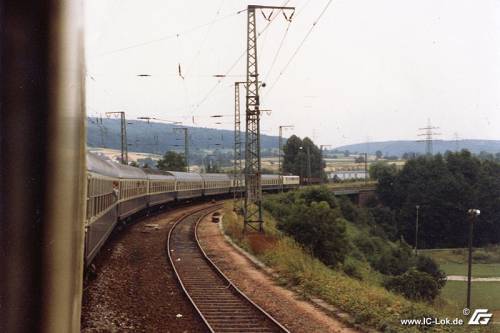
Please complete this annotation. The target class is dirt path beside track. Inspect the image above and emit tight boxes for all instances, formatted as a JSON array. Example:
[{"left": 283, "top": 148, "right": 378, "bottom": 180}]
[{"left": 197, "top": 212, "right": 360, "bottom": 333}]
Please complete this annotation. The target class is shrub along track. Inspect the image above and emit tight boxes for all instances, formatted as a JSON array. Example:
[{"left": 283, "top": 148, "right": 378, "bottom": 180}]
[
  {"left": 168, "top": 204, "right": 289, "bottom": 333},
  {"left": 81, "top": 201, "right": 214, "bottom": 332}
]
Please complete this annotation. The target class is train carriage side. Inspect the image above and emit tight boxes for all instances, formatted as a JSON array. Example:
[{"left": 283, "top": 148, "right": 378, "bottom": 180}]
[
  {"left": 115, "top": 163, "right": 148, "bottom": 219},
  {"left": 85, "top": 152, "right": 120, "bottom": 265},
  {"left": 282, "top": 175, "right": 300, "bottom": 190},
  {"left": 201, "top": 173, "right": 232, "bottom": 196},
  {"left": 143, "top": 168, "right": 176, "bottom": 207},
  {"left": 261, "top": 174, "right": 281, "bottom": 191},
  {"left": 169, "top": 171, "right": 203, "bottom": 200}
]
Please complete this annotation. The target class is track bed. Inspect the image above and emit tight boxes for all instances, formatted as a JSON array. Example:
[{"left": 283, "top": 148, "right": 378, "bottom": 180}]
[{"left": 168, "top": 206, "right": 289, "bottom": 333}]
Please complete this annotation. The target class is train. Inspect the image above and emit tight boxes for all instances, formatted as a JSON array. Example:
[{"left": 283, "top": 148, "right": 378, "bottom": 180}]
[{"left": 85, "top": 151, "right": 300, "bottom": 266}]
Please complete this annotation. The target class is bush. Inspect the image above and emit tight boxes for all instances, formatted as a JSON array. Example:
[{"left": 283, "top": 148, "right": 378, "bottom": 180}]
[
  {"left": 298, "top": 185, "right": 337, "bottom": 208},
  {"left": 374, "top": 247, "right": 412, "bottom": 276},
  {"left": 472, "top": 249, "right": 492, "bottom": 263},
  {"left": 353, "top": 234, "right": 387, "bottom": 267},
  {"left": 278, "top": 201, "right": 349, "bottom": 267},
  {"left": 339, "top": 197, "right": 359, "bottom": 223},
  {"left": 343, "top": 258, "right": 363, "bottom": 280},
  {"left": 415, "top": 255, "right": 447, "bottom": 289},
  {"left": 384, "top": 270, "right": 440, "bottom": 301}
]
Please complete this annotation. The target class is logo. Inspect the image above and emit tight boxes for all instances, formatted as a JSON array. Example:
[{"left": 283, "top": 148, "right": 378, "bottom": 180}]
[{"left": 468, "top": 309, "right": 493, "bottom": 325}]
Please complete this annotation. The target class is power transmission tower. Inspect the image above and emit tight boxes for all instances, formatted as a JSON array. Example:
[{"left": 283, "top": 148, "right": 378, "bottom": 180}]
[
  {"left": 278, "top": 125, "right": 294, "bottom": 190},
  {"left": 417, "top": 118, "right": 441, "bottom": 156},
  {"left": 244, "top": 4, "right": 294, "bottom": 232},
  {"left": 106, "top": 111, "right": 128, "bottom": 164},
  {"left": 320, "top": 144, "right": 332, "bottom": 184},
  {"left": 454, "top": 132, "right": 460, "bottom": 152},
  {"left": 174, "top": 127, "right": 189, "bottom": 172}
]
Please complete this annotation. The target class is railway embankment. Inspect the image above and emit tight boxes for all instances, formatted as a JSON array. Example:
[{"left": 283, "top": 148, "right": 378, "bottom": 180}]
[{"left": 218, "top": 199, "right": 472, "bottom": 333}]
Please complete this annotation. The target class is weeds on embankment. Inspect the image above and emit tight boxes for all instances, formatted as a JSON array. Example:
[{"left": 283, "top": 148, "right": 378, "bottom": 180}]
[{"left": 221, "top": 203, "right": 491, "bottom": 333}]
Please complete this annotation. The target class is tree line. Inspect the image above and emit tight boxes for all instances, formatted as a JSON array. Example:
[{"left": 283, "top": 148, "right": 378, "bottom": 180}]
[{"left": 371, "top": 150, "right": 500, "bottom": 248}]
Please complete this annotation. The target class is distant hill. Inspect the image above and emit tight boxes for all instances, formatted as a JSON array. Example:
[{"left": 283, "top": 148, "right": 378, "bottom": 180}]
[
  {"left": 87, "top": 117, "right": 279, "bottom": 155},
  {"left": 332, "top": 140, "right": 500, "bottom": 157}
]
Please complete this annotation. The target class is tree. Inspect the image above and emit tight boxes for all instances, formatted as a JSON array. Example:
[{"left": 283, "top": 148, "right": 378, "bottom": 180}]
[
  {"left": 278, "top": 201, "right": 349, "bottom": 267},
  {"left": 157, "top": 151, "right": 187, "bottom": 171},
  {"left": 375, "top": 150, "right": 383, "bottom": 159},
  {"left": 354, "top": 155, "right": 365, "bottom": 163},
  {"left": 283, "top": 135, "right": 325, "bottom": 180}
]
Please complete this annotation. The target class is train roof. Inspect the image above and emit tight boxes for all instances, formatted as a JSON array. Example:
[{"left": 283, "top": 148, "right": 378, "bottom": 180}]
[
  {"left": 142, "top": 168, "right": 175, "bottom": 180},
  {"left": 86, "top": 151, "right": 119, "bottom": 177},
  {"left": 165, "top": 171, "right": 203, "bottom": 181},
  {"left": 200, "top": 173, "right": 232, "bottom": 181},
  {"left": 261, "top": 174, "right": 281, "bottom": 179},
  {"left": 112, "top": 162, "right": 147, "bottom": 179}
]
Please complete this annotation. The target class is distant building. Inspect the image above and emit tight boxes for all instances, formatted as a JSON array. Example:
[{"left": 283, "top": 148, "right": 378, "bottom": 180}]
[{"left": 327, "top": 170, "right": 367, "bottom": 181}]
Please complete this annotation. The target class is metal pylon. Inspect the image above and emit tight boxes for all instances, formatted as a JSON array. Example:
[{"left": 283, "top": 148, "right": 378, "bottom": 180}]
[
  {"left": 234, "top": 82, "right": 244, "bottom": 211},
  {"left": 244, "top": 5, "right": 294, "bottom": 232},
  {"left": 106, "top": 111, "right": 128, "bottom": 164}
]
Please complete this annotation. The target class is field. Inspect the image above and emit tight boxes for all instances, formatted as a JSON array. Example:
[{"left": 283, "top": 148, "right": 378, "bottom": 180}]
[{"left": 424, "top": 247, "right": 500, "bottom": 329}]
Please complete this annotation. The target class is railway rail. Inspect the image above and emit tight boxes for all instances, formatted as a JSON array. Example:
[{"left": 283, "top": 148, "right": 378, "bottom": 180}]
[{"left": 168, "top": 204, "right": 290, "bottom": 333}]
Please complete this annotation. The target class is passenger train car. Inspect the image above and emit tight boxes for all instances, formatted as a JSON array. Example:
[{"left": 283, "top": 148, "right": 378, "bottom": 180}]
[{"left": 85, "top": 152, "right": 300, "bottom": 266}]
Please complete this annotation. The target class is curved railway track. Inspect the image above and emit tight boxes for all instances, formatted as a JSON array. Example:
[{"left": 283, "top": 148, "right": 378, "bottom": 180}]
[{"left": 168, "top": 204, "right": 289, "bottom": 333}]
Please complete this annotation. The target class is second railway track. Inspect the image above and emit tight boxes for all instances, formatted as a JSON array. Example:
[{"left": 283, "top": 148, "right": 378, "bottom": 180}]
[{"left": 168, "top": 204, "right": 289, "bottom": 333}]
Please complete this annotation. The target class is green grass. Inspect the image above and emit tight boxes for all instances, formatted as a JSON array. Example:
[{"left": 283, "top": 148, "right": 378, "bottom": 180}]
[
  {"left": 421, "top": 248, "right": 500, "bottom": 332},
  {"left": 440, "top": 263, "right": 500, "bottom": 278},
  {"left": 442, "top": 281, "right": 500, "bottom": 312},
  {"left": 422, "top": 248, "right": 500, "bottom": 278}
]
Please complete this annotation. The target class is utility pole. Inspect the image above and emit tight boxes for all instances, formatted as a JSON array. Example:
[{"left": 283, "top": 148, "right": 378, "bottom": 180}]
[
  {"left": 244, "top": 4, "right": 294, "bottom": 232},
  {"left": 320, "top": 145, "right": 332, "bottom": 184},
  {"left": 364, "top": 152, "right": 368, "bottom": 184},
  {"left": 279, "top": 125, "right": 294, "bottom": 190},
  {"left": 106, "top": 111, "right": 128, "bottom": 164},
  {"left": 174, "top": 127, "right": 189, "bottom": 172},
  {"left": 306, "top": 145, "right": 312, "bottom": 185},
  {"left": 466, "top": 209, "right": 480, "bottom": 310},
  {"left": 418, "top": 118, "right": 441, "bottom": 156},
  {"left": 415, "top": 205, "right": 420, "bottom": 255}
]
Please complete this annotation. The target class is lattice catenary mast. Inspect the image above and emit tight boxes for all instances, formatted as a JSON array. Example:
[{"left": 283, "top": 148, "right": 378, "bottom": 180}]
[
  {"left": 244, "top": 5, "right": 295, "bottom": 232},
  {"left": 106, "top": 111, "right": 128, "bottom": 164},
  {"left": 174, "top": 127, "right": 190, "bottom": 172},
  {"left": 233, "top": 81, "right": 245, "bottom": 211}
]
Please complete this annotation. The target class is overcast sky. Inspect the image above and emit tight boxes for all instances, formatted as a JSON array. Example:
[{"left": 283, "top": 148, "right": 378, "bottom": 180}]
[{"left": 85, "top": 0, "right": 500, "bottom": 147}]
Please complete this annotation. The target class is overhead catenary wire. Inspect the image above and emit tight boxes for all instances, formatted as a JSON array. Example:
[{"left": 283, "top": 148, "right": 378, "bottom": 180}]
[
  {"left": 93, "top": 10, "right": 241, "bottom": 57},
  {"left": 192, "top": 0, "right": 291, "bottom": 113},
  {"left": 265, "top": 0, "right": 334, "bottom": 97},
  {"left": 184, "top": 0, "right": 226, "bottom": 77},
  {"left": 264, "top": 20, "right": 291, "bottom": 83},
  {"left": 262, "top": 0, "right": 316, "bottom": 83}
]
